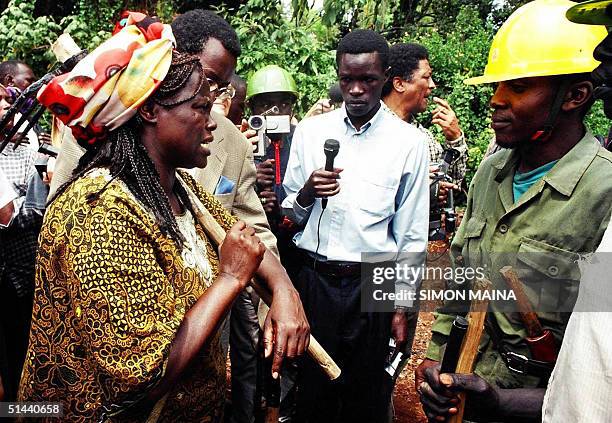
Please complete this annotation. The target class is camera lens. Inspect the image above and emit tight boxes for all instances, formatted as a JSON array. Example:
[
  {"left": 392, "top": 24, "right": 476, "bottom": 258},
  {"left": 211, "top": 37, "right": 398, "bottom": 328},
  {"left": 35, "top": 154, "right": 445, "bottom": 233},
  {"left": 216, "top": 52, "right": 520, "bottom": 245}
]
[{"left": 249, "top": 116, "right": 264, "bottom": 130}]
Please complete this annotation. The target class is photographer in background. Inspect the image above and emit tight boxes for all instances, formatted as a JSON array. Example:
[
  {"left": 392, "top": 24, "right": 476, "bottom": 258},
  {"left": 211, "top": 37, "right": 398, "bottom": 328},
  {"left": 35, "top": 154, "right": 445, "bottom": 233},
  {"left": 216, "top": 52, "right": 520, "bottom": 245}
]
[
  {"left": 0, "top": 83, "right": 47, "bottom": 401},
  {"left": 247, "top": 65, "right": 301, "bottom": 271},
  {"left": 0, "top": 60, "right": 55, "bottom": 184},
  {"left": 246, "top": 64, "right": 300, "bottom": 421},
  {"left": 0, "top": 60, "right": 52, "bottom": 150}
]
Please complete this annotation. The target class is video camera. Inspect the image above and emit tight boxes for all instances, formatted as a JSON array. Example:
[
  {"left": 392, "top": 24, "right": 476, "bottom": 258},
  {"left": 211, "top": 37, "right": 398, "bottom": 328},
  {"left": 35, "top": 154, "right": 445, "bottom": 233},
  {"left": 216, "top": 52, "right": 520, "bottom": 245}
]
[
  {"left": 248, "top": 106, "right": 291, "bottom": 157},
  {"left": 429, "top": 148, "right": 460, "bottom": 241}
]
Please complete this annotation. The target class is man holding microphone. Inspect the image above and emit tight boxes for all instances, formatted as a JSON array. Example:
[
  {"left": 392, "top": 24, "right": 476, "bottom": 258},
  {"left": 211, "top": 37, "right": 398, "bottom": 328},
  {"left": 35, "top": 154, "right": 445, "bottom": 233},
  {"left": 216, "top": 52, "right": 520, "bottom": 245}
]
[{"left": 282, "top": 29, "right": 429, "bottom": 422}]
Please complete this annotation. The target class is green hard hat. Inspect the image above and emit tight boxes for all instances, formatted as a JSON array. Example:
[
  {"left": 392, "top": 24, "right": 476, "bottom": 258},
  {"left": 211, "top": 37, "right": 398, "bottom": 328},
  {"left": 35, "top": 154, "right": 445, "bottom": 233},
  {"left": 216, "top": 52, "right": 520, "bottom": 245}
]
[
  {"left": 246, "top": 65, "right": 298, "bottom": 101},
  {"left": 567, "top": 0, "right": 612, "bottom": 25}
]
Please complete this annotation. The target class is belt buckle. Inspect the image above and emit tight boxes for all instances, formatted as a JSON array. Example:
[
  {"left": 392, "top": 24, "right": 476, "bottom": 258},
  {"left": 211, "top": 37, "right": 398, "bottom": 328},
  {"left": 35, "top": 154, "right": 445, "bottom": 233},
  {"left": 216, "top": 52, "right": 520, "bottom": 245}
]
[{"left": 505, "top": 351, "right": 529, "bottom": 375}]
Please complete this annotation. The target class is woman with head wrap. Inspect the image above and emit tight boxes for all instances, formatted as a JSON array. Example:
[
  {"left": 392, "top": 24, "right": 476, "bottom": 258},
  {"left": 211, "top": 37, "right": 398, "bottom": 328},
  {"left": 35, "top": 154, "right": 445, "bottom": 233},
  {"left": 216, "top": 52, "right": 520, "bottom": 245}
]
[{"left": 17, "top": 14, "right": 308, "bottom": 422}]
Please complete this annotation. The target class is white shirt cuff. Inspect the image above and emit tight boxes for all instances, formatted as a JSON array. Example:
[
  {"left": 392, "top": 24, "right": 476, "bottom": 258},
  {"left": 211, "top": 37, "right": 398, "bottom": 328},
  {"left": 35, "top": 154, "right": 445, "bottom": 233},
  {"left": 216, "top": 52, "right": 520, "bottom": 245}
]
[{"left": 293, "top": 194, "right": 314, "bottom": 224}]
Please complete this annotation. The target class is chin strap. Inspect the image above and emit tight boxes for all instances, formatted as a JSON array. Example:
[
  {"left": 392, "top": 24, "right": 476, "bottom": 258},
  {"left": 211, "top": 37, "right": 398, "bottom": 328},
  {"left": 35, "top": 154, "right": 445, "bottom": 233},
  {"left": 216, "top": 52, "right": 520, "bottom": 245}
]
[
  {"left": 530, "top": 79, "right": 571, "bottom": 142},
  {"left": 594, "top": 84, "right": 612, "bottom": 100}
]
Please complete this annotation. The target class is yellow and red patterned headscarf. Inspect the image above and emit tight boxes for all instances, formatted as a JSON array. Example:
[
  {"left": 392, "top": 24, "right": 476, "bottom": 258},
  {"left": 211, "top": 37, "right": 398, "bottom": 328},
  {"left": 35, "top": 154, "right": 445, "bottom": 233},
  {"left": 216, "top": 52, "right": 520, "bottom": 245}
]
[{"left": 38, "top": 12, "right": 175, "bottom": 147}]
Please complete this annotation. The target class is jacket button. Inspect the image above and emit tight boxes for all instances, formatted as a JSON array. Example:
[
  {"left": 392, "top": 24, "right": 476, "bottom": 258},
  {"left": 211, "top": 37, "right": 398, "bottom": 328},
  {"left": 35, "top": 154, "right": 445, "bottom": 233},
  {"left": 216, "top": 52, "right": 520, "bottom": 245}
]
[
  {"left": 499, "top": 224, "right": 509, "bottom": 234},
  {"left": 548, "top": 265, "right": 559, "bottom": 276}
]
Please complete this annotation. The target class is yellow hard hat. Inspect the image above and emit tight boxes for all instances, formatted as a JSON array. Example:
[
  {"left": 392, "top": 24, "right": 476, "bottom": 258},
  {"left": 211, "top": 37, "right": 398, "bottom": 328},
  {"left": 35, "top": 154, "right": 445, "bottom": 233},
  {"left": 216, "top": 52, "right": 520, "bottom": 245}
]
[{"left": 464, "top": 0, "right": 607, "bottom": 85}]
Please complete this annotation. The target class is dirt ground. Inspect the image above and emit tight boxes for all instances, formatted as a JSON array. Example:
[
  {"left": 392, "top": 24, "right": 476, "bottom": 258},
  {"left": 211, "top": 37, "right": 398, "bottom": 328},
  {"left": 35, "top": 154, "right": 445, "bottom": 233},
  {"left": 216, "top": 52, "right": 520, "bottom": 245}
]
[
  {"left": 392, "top": 312, "right": 433, "bottom": 423},
  {"left": 393, "top": 241, "right": 450, "bottom": 423}
]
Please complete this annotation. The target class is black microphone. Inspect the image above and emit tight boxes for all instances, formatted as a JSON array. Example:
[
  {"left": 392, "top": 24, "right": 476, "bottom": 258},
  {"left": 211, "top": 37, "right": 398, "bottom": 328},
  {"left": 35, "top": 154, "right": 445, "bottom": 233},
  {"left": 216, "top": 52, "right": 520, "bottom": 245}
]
[{"left": 322, "top": 139, "right": 340, "bottom": 210}]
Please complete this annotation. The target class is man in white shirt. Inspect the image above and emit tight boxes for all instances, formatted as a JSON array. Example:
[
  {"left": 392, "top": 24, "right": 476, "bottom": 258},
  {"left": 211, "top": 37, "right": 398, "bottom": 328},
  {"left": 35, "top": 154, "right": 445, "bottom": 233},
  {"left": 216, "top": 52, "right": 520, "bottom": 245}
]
[
  {"left": 282, "top": 29, "right": 429, "bottom": 422},
  {"left": 0, "top": 167, "right": 15, "bottom": 401},
  {"left": 0, "top": 83, "right": 42, "bottom": 401}
]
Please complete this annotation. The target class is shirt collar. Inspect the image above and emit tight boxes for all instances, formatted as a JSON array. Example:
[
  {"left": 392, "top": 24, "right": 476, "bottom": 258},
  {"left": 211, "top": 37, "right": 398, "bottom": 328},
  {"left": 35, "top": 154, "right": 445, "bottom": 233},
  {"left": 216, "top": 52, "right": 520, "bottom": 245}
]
[
  {"left": 493, "top": 130, "right": 600, "bottom": 197},
  {"left": 381, "top": 101, "right": 397, "bottom": 119},
  {"left": 381, "top": 101, "right": 428, "bottom": 132},
  {"left": 341, "top": 101, "right": 386, "bottom": 136}
]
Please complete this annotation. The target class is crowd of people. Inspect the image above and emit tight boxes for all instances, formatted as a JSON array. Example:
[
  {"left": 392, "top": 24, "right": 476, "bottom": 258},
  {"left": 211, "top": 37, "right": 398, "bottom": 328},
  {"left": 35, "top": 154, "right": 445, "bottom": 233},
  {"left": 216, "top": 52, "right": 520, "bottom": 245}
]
[{"left": 2, "top": 0, "right": 612, "bottom": 422}]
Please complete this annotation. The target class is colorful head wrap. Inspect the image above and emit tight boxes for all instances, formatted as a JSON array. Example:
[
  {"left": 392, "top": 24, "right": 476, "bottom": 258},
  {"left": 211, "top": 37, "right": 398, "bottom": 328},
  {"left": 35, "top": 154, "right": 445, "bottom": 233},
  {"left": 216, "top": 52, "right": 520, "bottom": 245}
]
[{"left": 37, "top": 12, "right": 175, "bottom": 147}]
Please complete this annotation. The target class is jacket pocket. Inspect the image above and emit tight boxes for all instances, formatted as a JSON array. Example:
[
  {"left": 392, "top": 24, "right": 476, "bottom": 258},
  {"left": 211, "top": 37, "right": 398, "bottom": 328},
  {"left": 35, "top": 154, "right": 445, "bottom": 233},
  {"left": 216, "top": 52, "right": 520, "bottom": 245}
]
[
  {"left": 464, "top": 217, "right": 486, "bottom": 239},
  {"left": 517, "top": 237, "right": 581, "bottom": 281},
  {"left": 514, "top": 237, "right": 581, "bottom": 317},
  {"left": 214, "top": 192, "right": 233, "bottom": 209},
  {"left": 460, "top": 216, "right": 486, "bottom": 265}
]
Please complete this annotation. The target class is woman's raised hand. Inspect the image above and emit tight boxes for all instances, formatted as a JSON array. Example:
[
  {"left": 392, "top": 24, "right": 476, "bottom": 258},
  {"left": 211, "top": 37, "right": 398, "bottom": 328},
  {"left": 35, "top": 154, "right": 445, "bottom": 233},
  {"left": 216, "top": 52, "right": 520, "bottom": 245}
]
[{"left": 219, "top": 220, "right": 266, "bottom": 287}]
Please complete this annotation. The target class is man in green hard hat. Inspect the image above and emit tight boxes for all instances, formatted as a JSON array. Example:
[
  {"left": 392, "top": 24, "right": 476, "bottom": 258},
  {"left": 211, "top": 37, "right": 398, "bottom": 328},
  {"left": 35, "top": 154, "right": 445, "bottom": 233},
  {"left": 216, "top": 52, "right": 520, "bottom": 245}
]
[
  {"left": 246, "top": 65, "right": 301, "bottom": 277},
  {"left": 245, "top": 65, "right": 302, "bottom": 420}
]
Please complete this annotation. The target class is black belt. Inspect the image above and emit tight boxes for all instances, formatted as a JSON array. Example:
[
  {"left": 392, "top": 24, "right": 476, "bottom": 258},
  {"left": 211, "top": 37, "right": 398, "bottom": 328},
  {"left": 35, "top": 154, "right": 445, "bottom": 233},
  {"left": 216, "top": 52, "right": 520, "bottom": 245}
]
[
  {"left": 485, "top": 318, "right": 555, "bottom": 379},
  {"left": 301, "top": 253, "right": 361, "bottom": 278},
  {"left": 498, "top": 349, "right": 554, "bottom": 378}
]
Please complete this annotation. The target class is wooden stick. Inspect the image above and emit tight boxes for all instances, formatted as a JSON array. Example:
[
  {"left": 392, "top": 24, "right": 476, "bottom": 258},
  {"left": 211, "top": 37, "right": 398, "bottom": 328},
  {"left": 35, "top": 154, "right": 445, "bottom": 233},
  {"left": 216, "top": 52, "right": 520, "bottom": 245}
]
[
  {"left": 178, "top": 175, "right": 341, "bottom": 380},
  {"left": 449, "top": 278, "right": 492, "bottom": 423},
  {"left": 51, "top": 33, "right": 81, "bottom": 63},
  {"left": 499, "top": 266, "right": 543, "bottom": 338}
]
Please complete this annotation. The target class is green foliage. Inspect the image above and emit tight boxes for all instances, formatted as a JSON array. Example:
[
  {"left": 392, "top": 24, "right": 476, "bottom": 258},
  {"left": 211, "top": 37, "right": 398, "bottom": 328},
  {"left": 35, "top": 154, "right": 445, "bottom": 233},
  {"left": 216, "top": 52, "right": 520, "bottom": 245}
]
[
  {"left": 586, "top": 101, "right": 611, "bottom": 138},
  {"left": 410, "top": 6, "right": 494, "bottom": 184},
  {"left": 0, "top": 0, "right": 122, "bottom": 76},
  {"left": 0, "top": 0, "right": 178, "bottom": 76},
  {"left": 0, "top": 0, "right": 61, "bottom": 73},
  {"left": 318, "top": 0, "right": 398, "bottom": 31},
  {"left": 217, "top": 0, "right": 338, "bottom": 117},
  {"left": 60, "top": 0, "right": 117, "bottom": 54}
]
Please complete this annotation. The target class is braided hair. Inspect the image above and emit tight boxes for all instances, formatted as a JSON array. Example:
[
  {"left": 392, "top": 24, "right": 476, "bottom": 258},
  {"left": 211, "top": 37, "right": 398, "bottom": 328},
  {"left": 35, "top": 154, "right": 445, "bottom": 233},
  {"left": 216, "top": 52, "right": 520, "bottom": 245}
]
[{"left": 52, "top": 51, "right": 204, "bottom": 248}]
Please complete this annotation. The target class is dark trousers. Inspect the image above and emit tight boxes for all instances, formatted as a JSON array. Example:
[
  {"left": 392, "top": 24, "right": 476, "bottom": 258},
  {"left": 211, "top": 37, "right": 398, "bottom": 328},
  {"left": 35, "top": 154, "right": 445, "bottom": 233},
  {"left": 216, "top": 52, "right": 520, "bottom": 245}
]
[
  {"left": 294, "top": 264, "right": 393, "bottom": 423},
  {"left": 0, "top": 281, "right": 33, "bottom": 400},
  {"left": 228, "top": 288, "right": 260, "bottom": 423}
]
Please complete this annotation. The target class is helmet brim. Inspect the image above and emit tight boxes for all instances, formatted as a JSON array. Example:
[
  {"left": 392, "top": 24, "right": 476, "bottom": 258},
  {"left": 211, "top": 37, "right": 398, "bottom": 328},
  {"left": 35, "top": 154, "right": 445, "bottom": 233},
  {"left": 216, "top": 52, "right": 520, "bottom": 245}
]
[
  {"left": 464, "top": 66, "right": 604, "bottom": 86},
  {"left": 567, "top": 0, "right": 612, "bottom": 25},
  {"left": 245, "top": 90, "right": 298, "bottom": 103},
  {"left": 464, "top": 75, "right": 496, "bottom": 85}
]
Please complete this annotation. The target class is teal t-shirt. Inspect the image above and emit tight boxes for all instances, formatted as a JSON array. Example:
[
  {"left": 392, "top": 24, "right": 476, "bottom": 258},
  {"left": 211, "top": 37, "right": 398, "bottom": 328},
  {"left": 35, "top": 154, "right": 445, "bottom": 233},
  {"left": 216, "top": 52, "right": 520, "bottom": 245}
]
[{"left": 513, "top": 160, "right": 558, "bottom": 202}]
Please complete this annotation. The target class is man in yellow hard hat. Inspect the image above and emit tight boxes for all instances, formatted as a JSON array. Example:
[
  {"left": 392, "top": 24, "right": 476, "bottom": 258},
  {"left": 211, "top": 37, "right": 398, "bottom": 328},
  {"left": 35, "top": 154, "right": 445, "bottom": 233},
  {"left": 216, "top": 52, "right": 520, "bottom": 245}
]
[
  {"left": 416, "top": 1, "right": 612, "bottom": 421},
  {"left": 541, "top": 1, "right": 612, "bottom": 421}
]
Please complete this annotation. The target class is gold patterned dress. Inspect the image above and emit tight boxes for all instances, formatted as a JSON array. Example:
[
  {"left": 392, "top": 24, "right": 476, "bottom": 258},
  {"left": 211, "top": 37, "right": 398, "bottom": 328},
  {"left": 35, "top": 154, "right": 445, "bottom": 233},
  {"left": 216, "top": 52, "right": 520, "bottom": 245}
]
[{"left": 18, "top": 168, "right": 237, "bottom": 422}]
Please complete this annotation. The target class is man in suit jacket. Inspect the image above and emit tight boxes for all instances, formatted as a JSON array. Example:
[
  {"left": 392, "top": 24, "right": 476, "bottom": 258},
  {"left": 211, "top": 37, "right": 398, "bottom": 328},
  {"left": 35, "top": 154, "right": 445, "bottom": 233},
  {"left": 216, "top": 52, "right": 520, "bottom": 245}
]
[{"left": 191, "top": 111, "right": 278, "bottom": 254}]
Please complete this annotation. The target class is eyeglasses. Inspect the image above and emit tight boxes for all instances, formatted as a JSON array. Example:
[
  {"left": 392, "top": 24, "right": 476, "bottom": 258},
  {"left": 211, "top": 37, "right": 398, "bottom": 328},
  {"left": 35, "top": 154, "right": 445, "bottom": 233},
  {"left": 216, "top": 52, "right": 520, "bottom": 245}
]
[
  {"left": 207, "top": 78, "right": 235, "bottom": 100},
  {"left": 217, "top": 83, "right": 236, "bottom": 100}
]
